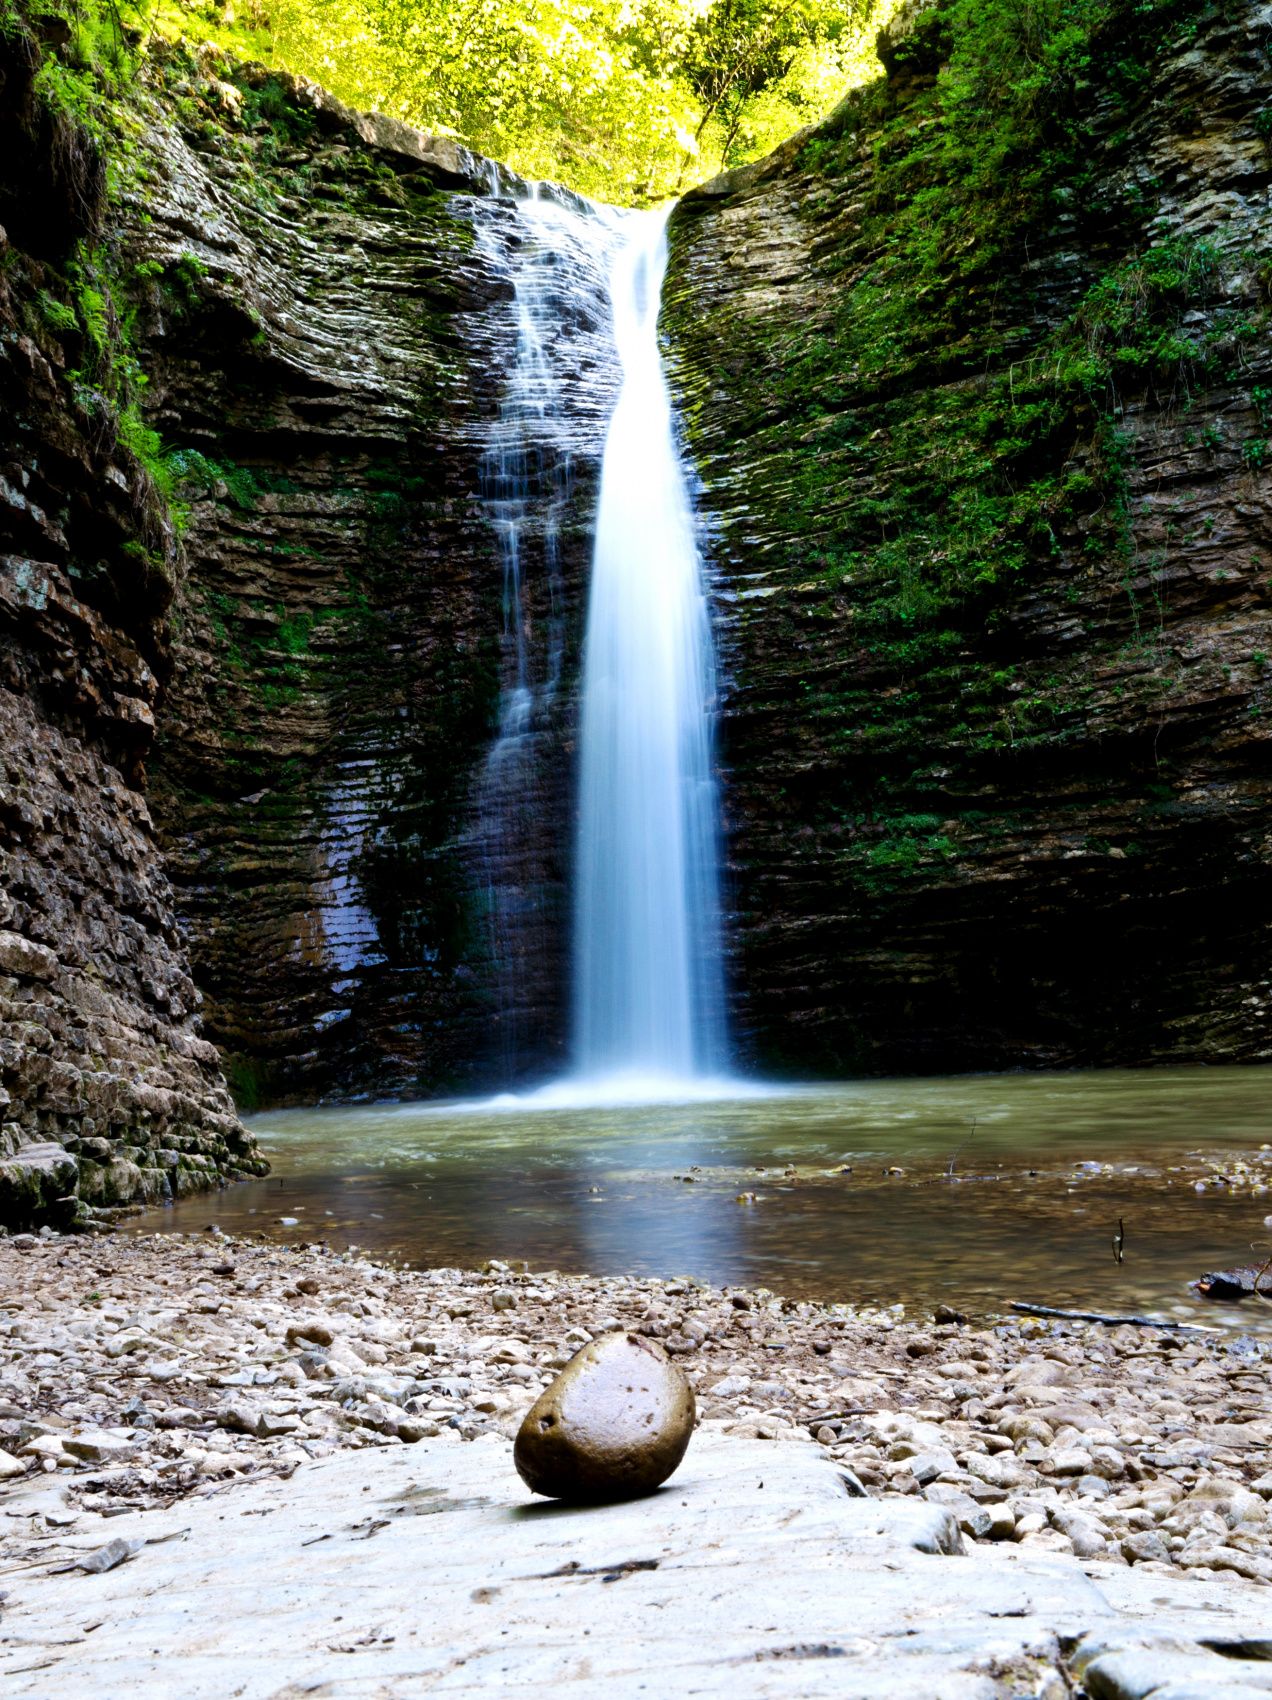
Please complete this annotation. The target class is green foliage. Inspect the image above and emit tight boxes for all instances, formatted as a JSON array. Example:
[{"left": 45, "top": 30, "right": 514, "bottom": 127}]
[
  {"left": 36, "top": 289, "right": 78, "bottom": 332},
  {"left": 11, "top": 0, "right": 894, "bottom": 202},
  {"left": 667, "top": 0, "right": 1270, "bottom": 845},
  {"left": 116, "top": 402, "right": 175, "bottom": 492},
  {"left": 769, "top": 0, "right": 1265, "bottom": 634},
  {"left": 276, "top": 608, "right": 315, "bottom": 653},
  {"left": 161, "top": 249, "right": 209, "bottom": 311},
  {"left": 67, "top": 257, "right": 110, "bottom": 352},
  {"left": 223, "top": 1052, "right": 266, "bottom": 1111},
  {"left": 151, "top": 0, "right": 890, "bottom": 201},
  {"left": 7, "top": 0, "right": 187, "bottom": 512},
  {"left": 866, "top": 816, "right": 956, "bottom": 868},
  {"left": 169, "top": 448, "right": 263, "bottom": 509},
  {"left": 5, "top": 0, "right": 143, "bottom": 139}
]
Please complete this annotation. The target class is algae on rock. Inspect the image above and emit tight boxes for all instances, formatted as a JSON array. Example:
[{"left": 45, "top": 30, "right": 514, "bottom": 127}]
[
  {"left": 0, "top": 6, "right": 268, "bottom": 1225},
  {"left": 663, "top": 0, "right": 1272, "bottom": 1075}
]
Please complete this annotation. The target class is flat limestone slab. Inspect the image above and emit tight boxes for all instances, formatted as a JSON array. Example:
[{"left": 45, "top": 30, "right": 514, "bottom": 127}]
[{"left": 1, "top": 1429, "right": 1267, "bottom": 1698}]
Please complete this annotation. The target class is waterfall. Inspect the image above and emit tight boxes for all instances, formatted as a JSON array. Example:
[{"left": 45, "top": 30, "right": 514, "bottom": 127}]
[
  {"left": 571, "top": 207, "right": 728, "bottom": 1087},
  {"left": 472, "top": 190, "right": 730, "bottom": 1102}
]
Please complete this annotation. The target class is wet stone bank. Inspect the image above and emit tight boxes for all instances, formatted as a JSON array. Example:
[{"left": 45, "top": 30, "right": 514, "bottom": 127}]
[{"left": 1, "top": 1232, "right": 1268, "bottom": 1585}]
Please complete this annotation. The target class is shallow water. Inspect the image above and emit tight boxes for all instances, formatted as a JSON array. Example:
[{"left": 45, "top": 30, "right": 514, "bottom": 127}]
[{"left": 131, "top": 1065, "right": 1272, "bottom": 1329}]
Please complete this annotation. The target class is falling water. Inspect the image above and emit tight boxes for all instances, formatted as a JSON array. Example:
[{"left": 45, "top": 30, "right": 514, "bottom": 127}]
[
  {"left": 472, "top": 190, "right": 619, "bottom": 1077},
  {"left": 572, "top": 207, "right": 728, "bottom": 1087}
]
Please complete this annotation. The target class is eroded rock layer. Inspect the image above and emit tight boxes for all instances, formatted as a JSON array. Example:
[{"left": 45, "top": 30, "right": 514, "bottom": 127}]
[
  {"left": 664, "top": 0, "right": 1272, "bottom": 1075},
  {"left": 0, "top": 25, "right": 265, "bottom": 1224}
]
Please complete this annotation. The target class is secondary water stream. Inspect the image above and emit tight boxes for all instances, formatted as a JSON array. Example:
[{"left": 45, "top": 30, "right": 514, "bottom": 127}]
[
  {"left": 469, "top": 190, "right": 621, "bottom": 1076},
  {"left": 132, "top": 1065, "right": 1272, "bottom": 1330}
]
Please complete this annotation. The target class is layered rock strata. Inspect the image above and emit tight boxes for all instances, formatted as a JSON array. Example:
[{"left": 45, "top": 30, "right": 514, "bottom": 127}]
[
  {"left": 133, "top": 54, "right": 612, "bottom": 1102},
  {"left": 0, "top": 23, "right": 266, "bottom": 1224},
  {"left": 664, "top": 0, "right": 1272, "bottom": 1075},
  {"left": 2, "top": 25, "right": 615, "bottom": 1207}
]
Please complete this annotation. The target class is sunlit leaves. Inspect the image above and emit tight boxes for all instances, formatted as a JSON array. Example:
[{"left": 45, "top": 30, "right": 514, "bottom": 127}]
[{"left": 161, "top": 0, "right": 891, "bottom": 200}]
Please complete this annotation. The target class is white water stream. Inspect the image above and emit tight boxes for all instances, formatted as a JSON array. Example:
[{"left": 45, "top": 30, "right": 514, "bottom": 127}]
[
  {"left": 474, "top": 194, "right": 731, "bottom": 1104},
  {"left": 571, "top": 208, "right": 728, "bottom": 1092}
]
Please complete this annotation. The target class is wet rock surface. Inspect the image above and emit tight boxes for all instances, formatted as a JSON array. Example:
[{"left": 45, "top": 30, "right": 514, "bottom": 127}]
[
  {"left": 1192, "top": 1263, "right": 1272, "bottom": 1302},
  {"left": 514, "top": 1331, "right": 695, "bottom": 1500}
]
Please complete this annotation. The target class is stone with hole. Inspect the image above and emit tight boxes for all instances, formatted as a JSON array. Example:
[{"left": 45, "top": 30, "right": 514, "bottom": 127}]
[{"left": 513, "top": 1331, "right": 694, "bottom": 1502}]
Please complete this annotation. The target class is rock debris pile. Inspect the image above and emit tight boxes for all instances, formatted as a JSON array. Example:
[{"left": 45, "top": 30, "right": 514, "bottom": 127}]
[{"left": 0, "top": 1232, "right": 1268, "bottom": 1585}]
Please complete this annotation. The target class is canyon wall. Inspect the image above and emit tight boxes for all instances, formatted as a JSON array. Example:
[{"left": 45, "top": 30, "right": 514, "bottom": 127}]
[
  {"left": 0, "top": 23, "right": 266, "bottom": 1225},
  {"left": 665, "top": 0, "right": 1272, "bottom": 1076},
  {"left": 0, "top": 23, "right": 608, "bottom": 1227},
  {"left": 4, "top": 0, "right": 1271, "bottom": 1229},
  {"left": 123, "top": 53, "right": 613, "bottom": 1105}
]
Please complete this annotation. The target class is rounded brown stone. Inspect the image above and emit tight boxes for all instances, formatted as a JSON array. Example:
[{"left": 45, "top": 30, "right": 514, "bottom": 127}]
[{"left": 513, "top": 1331, "right": 695, "bottom": 1502}]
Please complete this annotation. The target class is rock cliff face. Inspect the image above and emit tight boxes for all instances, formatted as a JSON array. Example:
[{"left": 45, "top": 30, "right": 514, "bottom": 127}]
[
  {"left": 129, "top": 53, "right": 614, "bottom": 1103},
  {"left": 0, "top": 24, "right": 266, "bottom": 1224},
  {"left": 0, "top": 25, "right": 617, "bottom": 1224},
  {"left": 664, "top": 0, "right": 1272, "bottom": 1075},
  {"left": 2, "top": 17, "right": 618, "bottom": 1220}
]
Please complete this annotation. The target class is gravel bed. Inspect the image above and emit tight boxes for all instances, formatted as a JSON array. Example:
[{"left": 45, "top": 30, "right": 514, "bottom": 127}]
[{"left": 1, "top": 1231, "right": 1268, "bottom": 1584}]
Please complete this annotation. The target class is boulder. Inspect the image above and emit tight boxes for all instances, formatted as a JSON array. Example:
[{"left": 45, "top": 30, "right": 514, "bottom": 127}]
[
  {"left": 875, "top": 0, "right": 950, "bottom": 80},
  {"left": 514, "top": 1332, "right": 694, "bottom": 1502},
  {"left": 0, "top": 1141, "right": 78, "bottom": 1228},
  {"left": 1192, "top": 1265, "right": 1272, "bottom": 1301},
  {"left": 0, "top": 930, "right": 57, "bottom": 980}
]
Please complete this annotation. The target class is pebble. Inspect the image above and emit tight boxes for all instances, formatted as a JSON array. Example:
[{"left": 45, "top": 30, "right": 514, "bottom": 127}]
[
  {"left": 1123, "top": 1529, "right": 1172, "bottom": 1564},
  {"left": 1046, "top": 1447, "right": 1093, "bottom": 1476},
  {"left": 76, "top": 1537, "right": 136, "bottom": 1574},
  {"left": 925, "top": 1484, "right": 993, "bottom": 1539},
  {"left": 985, "top": 1502, "right": 1016, "bottom": 1541},
  {"left": 908, "top": 1448, "right": 956, "bottom": 1486},
  {"left": 967, "top": 1451, "right": 1030, "bottom": 1490},
  {"left": 1051, "top": 1506, "right": 1110, "bottom": 1559}
]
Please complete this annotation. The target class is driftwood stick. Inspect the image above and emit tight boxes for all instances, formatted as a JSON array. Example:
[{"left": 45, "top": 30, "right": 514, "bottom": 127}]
[{"left": 1009, "top": 1301, "right": 1218, "bottom": 1333}]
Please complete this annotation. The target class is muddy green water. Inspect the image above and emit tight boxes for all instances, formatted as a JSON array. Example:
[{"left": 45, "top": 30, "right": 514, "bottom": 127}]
[{"left": 131, "top": 1066, "right": 1272, "bottom": 1328}]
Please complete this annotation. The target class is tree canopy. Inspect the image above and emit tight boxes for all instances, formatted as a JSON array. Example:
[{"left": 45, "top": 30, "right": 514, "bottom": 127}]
[{"left": 156, "top": 0, "right": 890, "bottom": 201}]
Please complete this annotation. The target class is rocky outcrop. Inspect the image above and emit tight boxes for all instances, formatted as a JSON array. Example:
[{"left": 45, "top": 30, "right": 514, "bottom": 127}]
[
  {"left": 0, "top": 21, "right": 267, "bottom": 1223},
  {"left": 664, "top": 0, "right": 1272, "bottom": 1075}
]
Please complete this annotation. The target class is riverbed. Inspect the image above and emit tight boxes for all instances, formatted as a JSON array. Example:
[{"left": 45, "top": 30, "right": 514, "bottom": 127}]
[{"left": 129, "top": 1064, "right": 1272, "bottom": 1328}]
